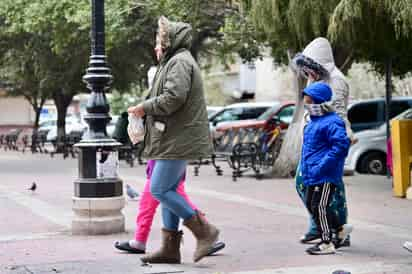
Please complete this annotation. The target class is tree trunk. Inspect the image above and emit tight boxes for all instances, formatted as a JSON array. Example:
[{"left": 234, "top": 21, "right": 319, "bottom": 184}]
[
  {"left": 31, "top": 98, "right": 46, "bottom": 132},
  {"left": 26, "top": 96, "right": 46, "bottom": 152},
  {"left": 272, "top": 70, "right": 306, "bottom": 177},
  {"left": 31, "top": 106, "right": 42, "bottom": 152},
  {"left": 52, "top": 90, "right": 74, "bottom": 150}
]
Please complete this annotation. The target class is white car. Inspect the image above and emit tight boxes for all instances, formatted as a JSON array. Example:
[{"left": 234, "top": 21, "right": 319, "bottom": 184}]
[
  {"left": 207, "top": 106, "right": 223, "bottom": 119},
  {"left": 344, "top": 124, "right": 387, "bottom": 175},
  {"left": 106, "top": 115, "right": 119, "bottom": 137},
  {"left": 345, "top": 108, "right": 412, "bottom": 175},
  {"left": 38, "top": 119, "right": 57, "bottom": 134},
  {"left": 46, "top": 117, "right": 87, "bottom": 142}
]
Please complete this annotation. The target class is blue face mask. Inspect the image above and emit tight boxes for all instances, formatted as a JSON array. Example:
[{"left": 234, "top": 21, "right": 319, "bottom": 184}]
[{"left": 304, "top": 104, "right": 324, "bottom": 116}]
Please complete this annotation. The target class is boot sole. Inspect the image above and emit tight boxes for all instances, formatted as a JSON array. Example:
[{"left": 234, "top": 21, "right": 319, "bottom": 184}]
[
  {"left": 403, "top": 244, "right": 412, "bottom": 253},
  {"left": 306, "top": 250, "right": 336, "bottom": 255},
  {"left": 207, "top": 241, "right": 226, "bottom": 256},
  {"left": 114, "top": 241, "right": 145, "bottom": 254},
  {"left": 140, "top": 257, "right": 181, "bottom": 264},
  {"left": 300, "top": 238, "right": 321, "bottom": 245},
  {"left": 194, "top": 229, "right": 220, "bottom": 262}
]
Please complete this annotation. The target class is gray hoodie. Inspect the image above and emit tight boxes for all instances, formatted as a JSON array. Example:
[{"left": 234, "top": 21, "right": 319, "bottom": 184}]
[{"left": 302, "top": 37, "right": 350, "bottom": 120}]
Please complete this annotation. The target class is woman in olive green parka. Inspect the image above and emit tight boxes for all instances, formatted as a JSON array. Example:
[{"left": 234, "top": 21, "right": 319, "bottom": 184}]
[{"left": 128, "top": 16, "right": 219, "bottom": 264}]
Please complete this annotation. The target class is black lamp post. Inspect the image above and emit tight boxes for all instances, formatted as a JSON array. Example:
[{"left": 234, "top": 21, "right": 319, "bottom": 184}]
[{"left": 72, "top": 0, "right": 124, "bottom": 235}]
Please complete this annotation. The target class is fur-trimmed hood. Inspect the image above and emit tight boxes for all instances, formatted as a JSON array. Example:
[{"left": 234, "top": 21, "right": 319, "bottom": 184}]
[
  {"left": 157, "top": 16, "right": 193, "bottom": 56},
  {"left": 302, "top": 37, "right": 335, "bottom": 74}
]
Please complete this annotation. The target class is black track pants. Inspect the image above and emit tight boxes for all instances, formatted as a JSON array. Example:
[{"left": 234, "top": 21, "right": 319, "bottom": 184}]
[{"left": 305, "top": 183, "right": 339, "bottom": 243}]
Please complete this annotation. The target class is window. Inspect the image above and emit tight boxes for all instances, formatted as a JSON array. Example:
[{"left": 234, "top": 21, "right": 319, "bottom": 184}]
[
  {"left": 401, "top": 109, "right": 412, "bottom": 120},
  {"left": 238, "top": 107, "right": 269, "bottom": 120},
  {"left": 277, "top": 105, "right": 295, "bottom": 124},
  {"left": 212, "top": 106, "right": 269, "bottom": 124},
  {"left": 348, "top": 103, "right": 379, "bottom": 124},
  {"left": 257, "top": 103, "right": 281, "bottom": 121},
  {"left": 387, "top": 101, "right": 412, "bottom": 119},
  {"left": 213, "top": 109, "right": 239, "bottom": 124},
  {"left": 39, "top": 120, "right": 56, "bottom": 127}
]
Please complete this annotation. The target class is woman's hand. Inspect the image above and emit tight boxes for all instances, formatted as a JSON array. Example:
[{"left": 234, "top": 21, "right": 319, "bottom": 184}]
[{"left": 127, "top": 103, "right": 145, "bottom": 118}]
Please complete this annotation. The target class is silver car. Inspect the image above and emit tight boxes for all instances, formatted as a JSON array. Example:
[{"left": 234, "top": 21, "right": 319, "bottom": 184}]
[{"left": 345, "top": 108, "right": 412, "bottom": 175}]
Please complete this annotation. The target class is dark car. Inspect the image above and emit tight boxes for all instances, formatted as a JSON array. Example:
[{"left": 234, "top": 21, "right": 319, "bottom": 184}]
[{"left": 348, "top": 97, "right": 412, "bottom": 132}]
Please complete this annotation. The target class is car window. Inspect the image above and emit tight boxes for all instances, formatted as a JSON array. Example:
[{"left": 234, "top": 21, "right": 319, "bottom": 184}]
[
  {"left": 277, "top": 105, "right": 295, "bottom": 124},
  {"left": 387, "top": 101, "right": 412, "bottom": 119},
  {"left": 212, "top": 107, "right": 268, "bottom": 124},
  {"left": 40, "top": 120, "right": 56, "bottom": 127},
  {"left": 239, "top": 107, "right": 268, "bottom": 120},
  {"left": 257, "top": 104, "right": 280, "bottom": 121},
  {"left": 213, "top": 109, "right": 238, "bottom": 123},
  {"left": 402, "top": 110, "right": 412, "bottom": 119},
  {"left": 348, "top": 102, "right": 379, "bottom": 124}
]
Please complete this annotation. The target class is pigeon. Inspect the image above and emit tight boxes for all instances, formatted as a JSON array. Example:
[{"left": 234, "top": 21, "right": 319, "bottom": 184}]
[
  {"left": 126, "top": 184, "right": 139, "bottom": 200},
  {"left": 28, "top": 182, "right": 37, "bottom": 192}
]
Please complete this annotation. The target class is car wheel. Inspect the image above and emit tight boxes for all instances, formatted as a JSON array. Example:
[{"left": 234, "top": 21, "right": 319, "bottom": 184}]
[{"left": 359, "top": 152, "right": 387, "bottom": 175}]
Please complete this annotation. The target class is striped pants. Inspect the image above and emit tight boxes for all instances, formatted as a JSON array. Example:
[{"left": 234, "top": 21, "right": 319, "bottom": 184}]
[
  {"left": 296, "top": 163, "right": 348, "bottom": 235},
  {"left": 305, "top": 183, "right": 339, "bottom": 243}
]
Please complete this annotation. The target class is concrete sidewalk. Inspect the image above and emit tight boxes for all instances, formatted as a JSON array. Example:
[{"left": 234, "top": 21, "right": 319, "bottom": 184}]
[{"left": 1, "top": 151, "right": 412, "bottom": 274}]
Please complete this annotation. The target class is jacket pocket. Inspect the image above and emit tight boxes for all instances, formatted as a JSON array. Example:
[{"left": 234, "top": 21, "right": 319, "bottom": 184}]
[
  {"left": 147, "top": 116, "right": 165, "bottom": 140},
  {"left": 308, "top": 163, "right": 322, "bottom": 180}
]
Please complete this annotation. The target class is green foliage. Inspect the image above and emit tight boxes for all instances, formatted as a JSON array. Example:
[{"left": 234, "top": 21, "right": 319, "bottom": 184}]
[
  {"left": 239, "top": 0, "right": 412, "bottom": 76},
  {"left": 0, "top": 34, "right": 53, "bottom": 108},
  {"left": 237, "top": 0, "right": 342, "bottom": 64},
  {"left": 329, "top": 0, "right": 412, "bottom": 76},
  {"left": 125, "top": 0, "right": 232, "bottom": 60},
  {"left": 216, "top": 8, "right": 262, "bottom": 64}
]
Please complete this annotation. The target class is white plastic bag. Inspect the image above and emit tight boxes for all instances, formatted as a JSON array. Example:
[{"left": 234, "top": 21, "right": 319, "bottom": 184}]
[{"left": 127, "top": 114, "right": 145, "bottom": 144}]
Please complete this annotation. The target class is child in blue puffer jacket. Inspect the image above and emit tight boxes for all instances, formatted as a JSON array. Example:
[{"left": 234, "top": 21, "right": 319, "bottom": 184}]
[{"left": 301, "top": 82, "right": 350, "bottom": 255}]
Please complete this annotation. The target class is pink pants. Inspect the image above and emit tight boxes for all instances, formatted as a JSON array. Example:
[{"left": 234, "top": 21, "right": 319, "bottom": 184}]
[{"left": 134, "top": 178, "right": 198, "bottom": 243}]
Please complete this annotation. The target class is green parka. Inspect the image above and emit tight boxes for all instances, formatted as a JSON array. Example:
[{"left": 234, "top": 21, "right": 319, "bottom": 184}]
[{"left": 142, "top": 20, "right": 212, "bottom": 160}]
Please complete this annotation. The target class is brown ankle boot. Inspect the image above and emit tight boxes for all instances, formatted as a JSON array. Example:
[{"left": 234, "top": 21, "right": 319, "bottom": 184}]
[
  {"left": 140, "top": 229, "right": 183, "bottom": 264},
  {"left": 183, "top": 213, "right": 220, "bottom": 262}
]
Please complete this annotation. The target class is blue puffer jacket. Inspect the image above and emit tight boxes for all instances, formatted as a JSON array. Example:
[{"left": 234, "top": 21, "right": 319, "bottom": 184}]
[{"left": 301, "top": 83, "right": 350, "bottom": 186}]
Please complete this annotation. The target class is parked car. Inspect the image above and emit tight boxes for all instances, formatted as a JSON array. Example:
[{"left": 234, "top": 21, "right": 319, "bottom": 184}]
[
  {"left": 46, "top": 117, "right": 87, "bottom": 142},
  {"left": 38, "top": 119, "right": 57, "bottom": 134},
  {"left": 345, "top": 107, "right": 412, "bottom": 175},
  {"left": 348, "top": 96, "right": 412, "bottom": 133},
  {"left": 209, "top": 102, "right": 275, "bottom": 134},
  {"left": 215, "top": 101, "right": 295, "bottom": 133},
  {"left": 207, "top": 106, "right": 223, "bottom": 119},
  {"left": 107, "top": 115, "right": 119, "bottom": 137}
]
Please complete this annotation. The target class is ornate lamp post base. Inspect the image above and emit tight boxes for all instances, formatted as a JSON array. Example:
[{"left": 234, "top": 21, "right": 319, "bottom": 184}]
[
  {"left": 72, "top": 0, "right": 125, "bottom": 235},
  {"left": 72, "top": 196, "right": 125, "bottom": 235},
  {"left": 72, "top": 145, "right": 125, "bottom": 235}
]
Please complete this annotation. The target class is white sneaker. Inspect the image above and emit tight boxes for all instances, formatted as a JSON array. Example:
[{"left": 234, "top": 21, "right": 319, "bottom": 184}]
[
  {"left": 338, "top": 224, "right": 353, "bottom": 243},
  {"left": 403, "top": 241, "right": 412, "bottom": 253},
  {"left": 306, "top": 242, "right": 336, "bottom": 255}
]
